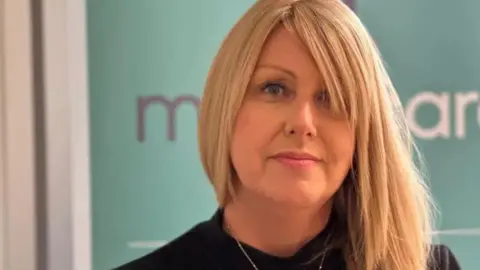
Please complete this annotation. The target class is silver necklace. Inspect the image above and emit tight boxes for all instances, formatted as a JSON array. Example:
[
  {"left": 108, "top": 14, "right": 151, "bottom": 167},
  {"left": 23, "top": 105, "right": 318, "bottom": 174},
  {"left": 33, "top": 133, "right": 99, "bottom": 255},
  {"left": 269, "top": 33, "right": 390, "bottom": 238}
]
[{"left": 228, "top": 225, "right": 326, "bottom": 270}]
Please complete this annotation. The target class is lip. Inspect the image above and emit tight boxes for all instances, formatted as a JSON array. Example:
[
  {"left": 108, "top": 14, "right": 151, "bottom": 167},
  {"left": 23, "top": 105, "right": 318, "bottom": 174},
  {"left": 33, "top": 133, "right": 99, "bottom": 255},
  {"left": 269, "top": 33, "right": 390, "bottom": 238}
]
[
  {"left": 270, "top": 150, "right": 321, "bottom": 169},
  {"left": 271, "top": 151, "right": 321, "bottom": 161}
]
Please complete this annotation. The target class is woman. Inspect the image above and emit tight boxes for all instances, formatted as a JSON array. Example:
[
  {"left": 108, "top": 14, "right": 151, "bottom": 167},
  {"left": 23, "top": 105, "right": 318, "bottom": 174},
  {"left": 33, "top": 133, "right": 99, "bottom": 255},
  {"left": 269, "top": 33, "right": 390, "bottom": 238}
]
[{"left": 117, "top": 0, "right": 460, "bottom": 269}]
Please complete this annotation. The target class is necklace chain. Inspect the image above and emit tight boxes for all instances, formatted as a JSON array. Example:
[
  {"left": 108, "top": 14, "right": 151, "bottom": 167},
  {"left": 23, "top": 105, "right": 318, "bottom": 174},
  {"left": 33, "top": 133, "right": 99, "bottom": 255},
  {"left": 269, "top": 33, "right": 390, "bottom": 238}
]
[
  {"left": 228, "top": 225, "right": 326, "bottom": 270},
  {"left": 233, "top": 237, "right": 260, "bottom": 270}
]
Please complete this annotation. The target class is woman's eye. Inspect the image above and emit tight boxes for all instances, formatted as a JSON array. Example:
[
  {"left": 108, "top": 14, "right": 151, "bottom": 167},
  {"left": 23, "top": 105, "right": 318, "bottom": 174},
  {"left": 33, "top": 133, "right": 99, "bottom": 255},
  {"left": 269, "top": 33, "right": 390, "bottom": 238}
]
[
  {"left": 316, "top": 90, "right": 330, "bottom": 104},
  {"left": 261, "top": 82, "right": 286, "bottom": 96}
]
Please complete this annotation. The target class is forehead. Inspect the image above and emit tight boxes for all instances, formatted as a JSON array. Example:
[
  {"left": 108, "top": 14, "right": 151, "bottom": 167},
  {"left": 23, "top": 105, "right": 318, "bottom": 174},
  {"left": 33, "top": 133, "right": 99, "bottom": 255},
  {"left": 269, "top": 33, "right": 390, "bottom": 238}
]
[{"left": 256, "top": 25, "right": 324, "bottom": 82}]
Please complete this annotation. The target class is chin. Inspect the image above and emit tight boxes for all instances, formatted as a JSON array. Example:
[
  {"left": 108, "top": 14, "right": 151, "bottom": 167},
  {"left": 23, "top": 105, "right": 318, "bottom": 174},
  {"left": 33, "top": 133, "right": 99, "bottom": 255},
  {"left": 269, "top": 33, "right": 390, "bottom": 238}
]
[{"left": 266, "top": 186, "right": 328, "bottom": 209}]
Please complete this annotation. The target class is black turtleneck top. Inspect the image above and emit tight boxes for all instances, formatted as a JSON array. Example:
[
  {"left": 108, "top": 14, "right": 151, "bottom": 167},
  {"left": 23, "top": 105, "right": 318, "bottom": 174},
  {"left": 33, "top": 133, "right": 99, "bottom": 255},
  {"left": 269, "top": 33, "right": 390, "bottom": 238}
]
[{"left": 114, "top": 209, "right": 460, "bottom": 270}]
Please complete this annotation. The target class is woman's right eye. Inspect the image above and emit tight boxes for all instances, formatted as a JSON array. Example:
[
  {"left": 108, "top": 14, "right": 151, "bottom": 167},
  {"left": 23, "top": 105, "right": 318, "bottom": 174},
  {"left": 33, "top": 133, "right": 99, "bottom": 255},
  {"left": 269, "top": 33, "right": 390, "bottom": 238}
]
[{"left": 261, "top": 82, "right": 287, "bottom": 96}]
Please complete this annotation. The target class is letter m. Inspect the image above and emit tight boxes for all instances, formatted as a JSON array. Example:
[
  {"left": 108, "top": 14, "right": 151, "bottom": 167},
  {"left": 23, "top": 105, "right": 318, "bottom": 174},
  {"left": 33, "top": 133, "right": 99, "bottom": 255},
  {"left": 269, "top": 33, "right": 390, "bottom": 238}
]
[{"left": 137, "top": 95, "right": 200, "bottom": 142}]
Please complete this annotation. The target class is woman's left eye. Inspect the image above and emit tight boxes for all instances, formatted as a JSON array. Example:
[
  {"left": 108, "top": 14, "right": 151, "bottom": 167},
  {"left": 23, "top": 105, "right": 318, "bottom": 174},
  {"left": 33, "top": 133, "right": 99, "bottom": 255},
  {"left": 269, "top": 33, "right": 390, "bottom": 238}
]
[{"left": 316, "top": 91, "right": 330, "bottom": 104}]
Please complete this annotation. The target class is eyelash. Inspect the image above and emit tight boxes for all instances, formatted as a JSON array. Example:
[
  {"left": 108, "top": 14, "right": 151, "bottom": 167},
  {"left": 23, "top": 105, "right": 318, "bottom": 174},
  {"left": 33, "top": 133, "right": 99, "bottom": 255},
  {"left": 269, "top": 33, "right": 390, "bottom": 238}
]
[
  {"left": 261, "top": 82, "right": 287, "bottom": 96},
  {"left": 316, "top": 91, "right": 330, "bottom": 103},
  {"left": 260, "top": 81, "right": 330, "bottom": 104}
]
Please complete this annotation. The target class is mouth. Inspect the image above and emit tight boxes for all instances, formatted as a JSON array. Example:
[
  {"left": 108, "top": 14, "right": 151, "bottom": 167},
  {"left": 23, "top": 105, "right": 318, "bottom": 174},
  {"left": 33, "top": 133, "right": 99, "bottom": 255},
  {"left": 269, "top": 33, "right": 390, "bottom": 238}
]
[{"left": 270, "top": 151, "right": 321, "bottom": 169}]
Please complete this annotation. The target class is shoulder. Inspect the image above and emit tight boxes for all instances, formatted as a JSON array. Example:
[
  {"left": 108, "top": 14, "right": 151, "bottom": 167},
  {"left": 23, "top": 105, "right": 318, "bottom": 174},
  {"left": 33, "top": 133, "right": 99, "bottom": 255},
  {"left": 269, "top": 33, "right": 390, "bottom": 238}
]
[
  {"left": 429, "top": 244, "right": 461, "bottom": 270},
  {"left": 113, "top": 222, "right": 215, "bottom": 270}
]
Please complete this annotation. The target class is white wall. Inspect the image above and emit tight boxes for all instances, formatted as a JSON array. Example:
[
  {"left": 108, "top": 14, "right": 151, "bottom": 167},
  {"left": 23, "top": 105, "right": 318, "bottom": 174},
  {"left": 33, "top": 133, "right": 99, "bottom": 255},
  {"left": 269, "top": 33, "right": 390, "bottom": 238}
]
[
  {"left": 0, "top": 0, "right": 91, "bottom": 269},
  {"left": 0, "top": 0, "right": 38, "bottom": 270},
  {"left": 42, "top": 0, "right": 92, "bottom": 269},
  {"left": 0, "top": 0, "right": 6, "bottom": 264}
]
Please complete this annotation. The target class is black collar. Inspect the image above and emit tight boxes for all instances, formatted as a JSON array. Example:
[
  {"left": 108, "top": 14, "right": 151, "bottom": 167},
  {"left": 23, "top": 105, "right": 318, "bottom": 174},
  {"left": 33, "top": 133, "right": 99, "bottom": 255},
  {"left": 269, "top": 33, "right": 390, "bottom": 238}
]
[{"left": 195, "top": 208, "right": 345, "bottom": 270}]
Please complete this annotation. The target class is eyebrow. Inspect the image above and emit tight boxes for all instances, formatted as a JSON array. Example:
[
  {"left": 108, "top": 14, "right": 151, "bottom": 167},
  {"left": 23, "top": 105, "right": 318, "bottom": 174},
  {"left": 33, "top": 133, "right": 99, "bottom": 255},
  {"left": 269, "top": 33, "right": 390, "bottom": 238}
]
[{"left": 255, "top": 64, "right": 297, "bottom": 80}]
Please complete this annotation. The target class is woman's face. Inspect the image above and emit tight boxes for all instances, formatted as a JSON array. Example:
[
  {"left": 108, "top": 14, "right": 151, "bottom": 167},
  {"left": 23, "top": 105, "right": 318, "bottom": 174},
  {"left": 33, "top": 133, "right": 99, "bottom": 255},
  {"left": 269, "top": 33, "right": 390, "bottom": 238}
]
[{"left": 230, "top": 26, "right": 355, "bottom": 208}]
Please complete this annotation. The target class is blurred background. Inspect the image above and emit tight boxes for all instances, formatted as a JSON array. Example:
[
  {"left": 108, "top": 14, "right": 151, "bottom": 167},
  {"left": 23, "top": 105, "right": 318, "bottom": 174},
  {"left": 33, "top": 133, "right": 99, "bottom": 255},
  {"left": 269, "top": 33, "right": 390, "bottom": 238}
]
[{"left": 1, "top": 0, "right": 479, "bottom": 269}]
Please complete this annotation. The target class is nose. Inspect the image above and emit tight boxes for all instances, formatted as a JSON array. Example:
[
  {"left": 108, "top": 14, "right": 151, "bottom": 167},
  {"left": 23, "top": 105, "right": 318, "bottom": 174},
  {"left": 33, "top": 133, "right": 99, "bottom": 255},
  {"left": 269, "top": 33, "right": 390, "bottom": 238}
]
[{"left": 283, "top": 102, "right": 317, "bottom": 138}]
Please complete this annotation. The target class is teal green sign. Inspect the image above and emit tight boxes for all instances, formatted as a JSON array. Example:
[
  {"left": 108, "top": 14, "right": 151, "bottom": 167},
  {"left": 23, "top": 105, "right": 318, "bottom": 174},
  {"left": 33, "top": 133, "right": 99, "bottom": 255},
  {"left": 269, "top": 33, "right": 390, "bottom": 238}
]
[{"left": 87, "top": 1, "right": 480, "bottom": 269}]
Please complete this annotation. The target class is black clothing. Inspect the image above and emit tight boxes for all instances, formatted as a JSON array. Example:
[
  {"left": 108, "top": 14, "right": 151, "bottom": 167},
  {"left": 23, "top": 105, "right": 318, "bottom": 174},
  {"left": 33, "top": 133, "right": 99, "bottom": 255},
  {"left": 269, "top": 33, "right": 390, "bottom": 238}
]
[{"left": 115, "top": 209, "right": 461, "bottom": 270}]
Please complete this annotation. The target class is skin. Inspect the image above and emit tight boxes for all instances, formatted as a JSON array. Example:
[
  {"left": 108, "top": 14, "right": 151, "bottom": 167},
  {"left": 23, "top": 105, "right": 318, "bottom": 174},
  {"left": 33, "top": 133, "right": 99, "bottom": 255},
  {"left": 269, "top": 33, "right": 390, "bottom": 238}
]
[{"left": 224, "top": 25, "right": 355, "bottom": 257}]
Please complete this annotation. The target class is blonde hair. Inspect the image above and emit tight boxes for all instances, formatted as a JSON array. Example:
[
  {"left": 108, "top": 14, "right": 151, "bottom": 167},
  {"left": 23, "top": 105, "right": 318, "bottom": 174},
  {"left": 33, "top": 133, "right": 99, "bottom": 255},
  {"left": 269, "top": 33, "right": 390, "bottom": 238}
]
[{"left": 198, "top": 0, "right": 435, "bottom": 269}]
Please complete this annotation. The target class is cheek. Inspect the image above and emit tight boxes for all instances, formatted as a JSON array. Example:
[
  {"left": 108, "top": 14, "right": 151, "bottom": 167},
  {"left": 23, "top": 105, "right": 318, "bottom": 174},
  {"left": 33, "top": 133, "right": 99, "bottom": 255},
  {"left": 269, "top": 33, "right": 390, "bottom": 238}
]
[
  {"left": 323, "top": 123, "right": 355, "bottom": 174},
  {"left": 230, "top": 103, "right": 278, "bottom": 180}
]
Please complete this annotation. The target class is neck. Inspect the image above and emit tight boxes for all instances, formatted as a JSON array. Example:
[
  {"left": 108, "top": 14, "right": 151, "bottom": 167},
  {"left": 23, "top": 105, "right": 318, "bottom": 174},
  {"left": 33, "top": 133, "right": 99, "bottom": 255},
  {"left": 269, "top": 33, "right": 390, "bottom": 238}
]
[{"left": 223, "top": 189, "right": 332, "bottom": 258}]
